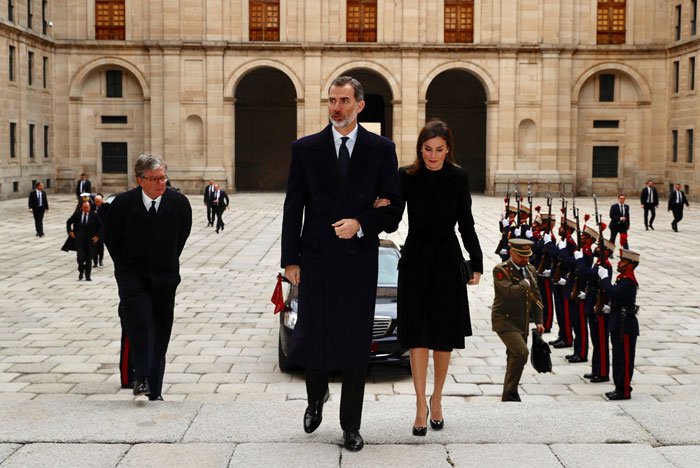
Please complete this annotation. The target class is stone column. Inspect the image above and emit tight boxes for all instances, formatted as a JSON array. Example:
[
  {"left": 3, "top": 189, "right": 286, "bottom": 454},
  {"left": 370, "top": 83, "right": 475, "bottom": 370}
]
[
  {"left": 399, "top": 49, "right": 419, "bottom": 165},
  {"left": 303, "top": 48, "right": 322, "bottom": 134},
  {"left": 206, "top": 47, "right": 227, "bottom": 189}
]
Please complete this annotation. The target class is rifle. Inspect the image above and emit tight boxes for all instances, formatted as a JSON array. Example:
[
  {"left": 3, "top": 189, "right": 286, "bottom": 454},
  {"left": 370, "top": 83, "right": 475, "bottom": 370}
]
[
  {"left": 514, "top": 182, "right": 521, "bottom": 228},
  {"left": 593, "top": 194, "right": 608, "bottom": 315},
  {"left": 495, "top": 181, "right": 511, "bottom": 255},
  {"left": 537, "top": 181, "right": 552, "bottom": 274},
  {"left": 570, "top": 187, "right": 581, "bottom": 300},
  {"left": 527, "top": 182, "right": 533, "bottom": 227},
  {"left": 551, "top": 185, "right": 567, "bottom": 283}
]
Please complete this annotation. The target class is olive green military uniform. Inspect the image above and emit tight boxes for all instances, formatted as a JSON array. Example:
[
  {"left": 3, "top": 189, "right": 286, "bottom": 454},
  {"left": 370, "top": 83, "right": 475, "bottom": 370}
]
[{"left": 492, "top": 257, "right": 544, "bottom": 401}]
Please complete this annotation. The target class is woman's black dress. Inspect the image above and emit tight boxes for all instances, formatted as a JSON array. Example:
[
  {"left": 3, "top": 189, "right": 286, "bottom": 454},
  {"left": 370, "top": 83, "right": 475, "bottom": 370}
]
[{"left": 397, "top": 164, "right": 483, "bottom": 351}]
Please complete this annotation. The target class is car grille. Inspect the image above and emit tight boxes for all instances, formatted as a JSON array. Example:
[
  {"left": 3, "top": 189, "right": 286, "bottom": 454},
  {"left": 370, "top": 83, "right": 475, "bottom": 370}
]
[{"left": 373, "top": 316, "right": 392, "bottom": 338}]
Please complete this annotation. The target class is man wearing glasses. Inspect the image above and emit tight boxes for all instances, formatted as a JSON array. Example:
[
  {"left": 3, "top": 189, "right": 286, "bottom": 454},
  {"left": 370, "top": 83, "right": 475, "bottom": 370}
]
[{"left": 104, "top": 154, "right": 192, "bottom": 401}]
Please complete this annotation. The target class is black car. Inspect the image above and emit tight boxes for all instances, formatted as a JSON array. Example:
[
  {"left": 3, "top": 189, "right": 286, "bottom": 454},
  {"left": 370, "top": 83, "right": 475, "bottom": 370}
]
[{"left": 277, "top": 239, "right": 409, "bottom": 372}]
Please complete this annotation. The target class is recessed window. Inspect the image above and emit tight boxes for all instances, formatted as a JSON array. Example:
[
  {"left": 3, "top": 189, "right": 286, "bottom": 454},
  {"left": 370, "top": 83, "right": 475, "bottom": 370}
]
[
  {"left": 43, "top": 125, "right": 49, "bottom": 158},
  {"left": 101, "top": 115, "right": 127, "bottom": 124},
  {"left": 28, "top": 51, "right": 34, "bottom": 86},
  {"left": 685, "top": 184, "right": 690, "bottom": 193},
  {"left": 28, "top": 0, "right": 33, "bottom": 29},
  {"left": 106, "top": 70, "right": 122, "bottom": 98},
  {"left": 599, "top": 74, "right": 615, "bottom": 102},
  {"left": 676, "top": 5, "right": 682, "bottom": 41},
  {"left": 593, "top": 120, "right": 620, "bottom": 128},
  {"left": 692, "top": 0, "right": 698, "bottom": 36},
  {"left": 102, "top": 142, "right": 128, "bottom": 173},
  {"left": 673, "top": 130, "right": 679, "bottom": 162},
  {"left": 42, "top": 56, "right": 48, "bottom": 88},
  {"left": 592, "top": 146, "right": 619, "bottom": 178},
  {"left": 597, "top": 0, "right": 626, "bottom": 44},
  {"left": 690, "top": 56, "right": 696, "bottom": 91},
  {"left": 46, "top": 178, "right": 51, "bottom": 188},
  {"left": 249, "top": 1, "right": 280, "bottom": 41},
  {"left": 444, "top": 0, "right": 474, "bottom": 43},
  {"left": 347, "top": 0, "right": 377, "bottom": 42},
  {"left": 42, "top": 0, "right": 48, "bottom": 34},
  {"left": 96, "top": 0, "right": 126, "bottom": 40},
  {"left": 688, "top": 129, "right": 694, "bottom": 163},
  {"left": 10, "top": 122, "right": 17, "bottom": 158},
  {"left": 29, "top": 124, "right": 35, "bottom": 158},
  {"left": 13, "top": 182, "right": 19, "bottom": 193},
  {"left": 674, "top": 61, "right": 680, "bottom": 93},
  {"left": 8, "top": 45, "right": 15, "bottom": 82}
]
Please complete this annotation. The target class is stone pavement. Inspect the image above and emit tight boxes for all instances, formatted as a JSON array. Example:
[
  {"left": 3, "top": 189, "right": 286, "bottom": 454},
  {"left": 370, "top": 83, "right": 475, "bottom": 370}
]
[{"left": 1, "top": 192, "right": 699, "bottom": 466}]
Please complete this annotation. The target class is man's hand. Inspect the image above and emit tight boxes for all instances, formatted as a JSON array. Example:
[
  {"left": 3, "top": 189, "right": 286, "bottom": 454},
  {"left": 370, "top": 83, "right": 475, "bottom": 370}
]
[
  {"left": 574, "top": 250, "right": 583, "bottom": 260},
  {"left": 501, "top": 218, "right": 510, "bottom": 228},
  {"left": 535, "top": 324, "right": 545, "bottom": 334},
  {"left": 468, "top": 272, "right": 481, "bottom": 286},
  {"left": 557, "top": 240, "right": 567, "bottom": 250},
  {"left": 69, "top": 232, "right": 75, "bottom": 238},
  {"left": 92, "top": 236, "right": 99, "bottom": 243},
  {"left": 332, "top": 219, "right": 360, "bottom": 239},
  {"left": 525, "top": 229, "right": 533, "bottom": 238},
  {"left": 556, "top": 278, "right": 567, "bottom": 286},
  {"left": 513, "top": 227, "right": 521, "bottom": 237},
  {"left": 598, "top": 266, "right": 609, "bottom": 280},
  {"left": 373, "top": 198, "right": 391, "bottom": 208},
  {"left": 543, "top": 233, "right": 552, "bottom": 244},
  {"left": 285, "top": 265, "right": 300, "bottom": 285},
  {"left": 29, "top": 209, "right": 33, "bottom": 213}
]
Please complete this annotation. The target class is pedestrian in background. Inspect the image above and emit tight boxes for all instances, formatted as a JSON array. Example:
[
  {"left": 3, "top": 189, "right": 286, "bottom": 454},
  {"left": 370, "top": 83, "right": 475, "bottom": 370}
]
[
  {"left": 668, "top": 183, "right": 690, "bottom": 232},
  {"left": 28, "top": 181, "right": 49, "bottom": 237},
  {"left": 212, "top": 183, "right": 229, "bottom": 233},
  {"left": 75, "top": 173, "right": 92, "bottom": 200},
  {"left": 203, "top": 179, "right": 215, "bottom": 227},
  {"left": 66, "top": 200, "right": 102, "bottom": 281},
  {"left": 92, "top": 194, "right": 110, "bottom": 267},
  {"left": 609, "top": 194, "right": 630, "bottom": 249},
  {"left": 639, "top": 180, "right": 658, "bottom": 230}
]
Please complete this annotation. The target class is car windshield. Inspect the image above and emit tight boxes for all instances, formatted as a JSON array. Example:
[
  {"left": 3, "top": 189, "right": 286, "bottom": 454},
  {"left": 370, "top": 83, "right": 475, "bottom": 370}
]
[{"left": 377, "top": 247, "right": 399, "bottom": 286}]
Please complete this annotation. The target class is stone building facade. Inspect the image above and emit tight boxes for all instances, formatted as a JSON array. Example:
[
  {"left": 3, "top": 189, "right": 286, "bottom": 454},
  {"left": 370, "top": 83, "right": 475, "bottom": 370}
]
[{"left": 1, "top": 0, "right": 698, "bottom": 200}]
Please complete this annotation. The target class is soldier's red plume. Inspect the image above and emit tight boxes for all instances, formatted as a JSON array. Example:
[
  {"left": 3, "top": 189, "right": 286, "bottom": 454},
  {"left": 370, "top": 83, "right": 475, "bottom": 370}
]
[
  {"left": 535, "top": 205, "right": 541, "bottom": 212},
  {"left": 560, "top": 208, "right": 565, "bottom": 213},
  {"left": 584, "top": 214, "right": 591, "bottom": 222},
  {"left": 520, "top": 196, "right": 524, "bottom": 202},
  {"left": 504, "top": 198, "right": 508, "bottom": 203},
  {"left": 601, "top": 222, "right": 607, "bottom": 231}
]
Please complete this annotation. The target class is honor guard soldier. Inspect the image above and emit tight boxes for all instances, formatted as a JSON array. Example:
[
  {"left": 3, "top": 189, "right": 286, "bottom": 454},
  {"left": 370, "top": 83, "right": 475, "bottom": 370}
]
[
  {"left": 492, "top": 239, "right": 545, "bottom": 402},
  {"left": 546, "top": 219, "right": 577, "bottom": 349},
  {"left": 597, "top": 249, "right": 640, "bottom": 400},
  {"left": 497, "top": 206, "right": 518, "bottom": 261},
  {"left": 533, "top": 213, "right": 556, "bottom": 333}
]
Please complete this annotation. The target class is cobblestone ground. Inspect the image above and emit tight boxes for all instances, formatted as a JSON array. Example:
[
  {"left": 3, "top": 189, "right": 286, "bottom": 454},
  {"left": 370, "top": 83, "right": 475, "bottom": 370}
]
[{"left": 0, "top": 192, "right": 699, "bottom": 404}]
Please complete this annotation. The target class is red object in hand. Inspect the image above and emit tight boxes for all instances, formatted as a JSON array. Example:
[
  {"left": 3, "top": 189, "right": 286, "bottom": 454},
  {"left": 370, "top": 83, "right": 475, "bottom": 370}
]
[
  {"left": 584, "top": 214, "right": 591, "bottom": 222},
  {"left": 620, "top": 233, "right": 628, "bottom": 247},
  {"left": 601, "top": 222, "right": 607, "bottom": 231},
  {"left": 271, "top": 273, "right": 285, "bottom": 314}
]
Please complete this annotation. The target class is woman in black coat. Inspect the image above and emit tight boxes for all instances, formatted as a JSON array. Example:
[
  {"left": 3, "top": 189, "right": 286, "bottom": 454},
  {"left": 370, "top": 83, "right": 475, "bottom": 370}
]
[{"left": 377, "top": 119, "right": 483, "bottom": 435}]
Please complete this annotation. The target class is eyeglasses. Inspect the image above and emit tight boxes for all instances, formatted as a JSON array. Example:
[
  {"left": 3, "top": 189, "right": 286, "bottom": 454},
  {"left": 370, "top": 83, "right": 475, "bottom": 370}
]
[{"left": 142, "top": 176, "right": 168, "bottom": 183}]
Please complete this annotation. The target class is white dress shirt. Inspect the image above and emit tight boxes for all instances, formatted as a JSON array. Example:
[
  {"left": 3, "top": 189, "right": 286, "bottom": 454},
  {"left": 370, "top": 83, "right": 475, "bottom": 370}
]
[
  {"left": 37, "top": 190, "right": 42, "bottom": 206},
  {"left": 331, "top": 124, "right": 358, "bottom": 159},
  {"left": 141, "top": 190, "right": 162, "bottom": 212}
]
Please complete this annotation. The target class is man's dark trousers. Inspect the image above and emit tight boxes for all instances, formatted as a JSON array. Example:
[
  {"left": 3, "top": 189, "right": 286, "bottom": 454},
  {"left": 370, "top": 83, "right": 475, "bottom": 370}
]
[
  {"left": 306, "top": 367, "right": 366, "bottom": 431},
  {"left": 643, "top": 204, "right": 656, "bottom": 229},
  {"left": 33, "top": 207, "right": 46, "bottom": 235}
]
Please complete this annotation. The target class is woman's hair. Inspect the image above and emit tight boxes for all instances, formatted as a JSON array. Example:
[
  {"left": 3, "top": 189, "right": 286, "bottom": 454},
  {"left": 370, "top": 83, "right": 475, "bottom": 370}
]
[{"left": 406, "top": 119, "right": 458, "bottom": 175}]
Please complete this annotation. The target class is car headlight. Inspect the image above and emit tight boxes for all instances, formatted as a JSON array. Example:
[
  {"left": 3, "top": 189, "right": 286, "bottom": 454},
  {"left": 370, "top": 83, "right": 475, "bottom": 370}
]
[{"left": 283, "top": 310, "right": 298, "bottom": 329}]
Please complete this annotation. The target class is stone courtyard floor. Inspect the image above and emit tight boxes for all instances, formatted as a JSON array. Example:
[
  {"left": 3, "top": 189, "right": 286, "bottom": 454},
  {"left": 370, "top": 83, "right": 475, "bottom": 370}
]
[{"left": 1, "top": 191, "right": 699, "bottom": 467}]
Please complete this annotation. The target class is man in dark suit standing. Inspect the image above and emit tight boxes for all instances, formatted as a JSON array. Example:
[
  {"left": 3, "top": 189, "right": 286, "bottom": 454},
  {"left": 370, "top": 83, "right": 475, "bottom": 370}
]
[
  {"left": 104, "top": 154, "right": 192, "bottom": 401},
  {"left": 75, "top": 173, "right": 92, "bottom": 200},
  {"left": 28, "top": 181, "right": 49, "bottom": 237},
  {"left": 203, "top": 179, "right": 216, "bottom": 227},
  {"left": 639, "top": 180, "right": 658, "bottom": 230},
  {"left": 668, "top": 183, "right": 691, "bottom": 232},
  {"left": 66, "top": 200, "right": 102, "bottom": 281},
  {"left": 609, "top": 194, "right": 630, "bottom": 249},
  {"left": 281, "top": 76, "right": 403, "bottom": 451},
  {"left": 211, "top": 184, "right": 229, "bottom": 233},
  {"left": 92, "top": 194, "right": 110, "bottom": 267}
]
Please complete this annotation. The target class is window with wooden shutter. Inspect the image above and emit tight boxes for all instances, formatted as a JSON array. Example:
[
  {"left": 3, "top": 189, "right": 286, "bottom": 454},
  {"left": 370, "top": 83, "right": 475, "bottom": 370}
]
[
  {"left": 347, "top": 0, "right": 377, "bottom": 42},
  {"left": 249, "top": 0, "right": 280, "bottom": 41},
  {"left": 95, "top": 0, "right": 125, "bottom": 40},
  {"left": 597, "top": 0, "right": 626, "bottom": 44},
  {"left": 444, "top": 0, "right": 474, "bottom": 43}
]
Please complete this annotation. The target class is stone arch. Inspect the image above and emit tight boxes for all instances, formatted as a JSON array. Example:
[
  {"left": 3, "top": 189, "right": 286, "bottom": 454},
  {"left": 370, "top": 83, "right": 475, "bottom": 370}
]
[
  {"left": 69, "top": 57, "right": 149, "bottom": 99},
  {"left": 420, "top": 61, "right": 498, "bottom": 103},
  {"left": 572, "top": 62, "right": 651, "bottom": 103},
  {"left": 224, "top": 59, "right": 303, "bottom": 100},
  {"left": 322, "top": 61, "right": 401, "bottom": 102}
]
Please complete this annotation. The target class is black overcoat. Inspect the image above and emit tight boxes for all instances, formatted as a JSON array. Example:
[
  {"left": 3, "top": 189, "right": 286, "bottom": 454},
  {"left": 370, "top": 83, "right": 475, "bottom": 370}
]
[
  {"left": 281, "top": 124, "right": 404, "bottom": 370},
  {"left": 104, "top": 187, "right": 192, "bottom": 292},
  {"left": 395, "top": 165, "right": 483, "bottom": 350}
]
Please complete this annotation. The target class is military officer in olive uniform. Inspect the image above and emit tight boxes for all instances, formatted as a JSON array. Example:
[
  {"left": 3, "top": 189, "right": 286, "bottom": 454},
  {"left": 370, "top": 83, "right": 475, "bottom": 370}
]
[{"left": 492, "top": 239, "right": 545, "bottom": 402}]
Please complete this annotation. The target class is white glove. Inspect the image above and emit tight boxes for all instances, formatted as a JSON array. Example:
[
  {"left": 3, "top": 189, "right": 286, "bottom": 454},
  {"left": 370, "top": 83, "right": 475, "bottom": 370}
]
[
  {"left": 543, "top": 233, "right": 552, "bottom": 244},
  {"left": 542, "top": 269, "right": 552, "bottom": 278},
  {"left": 598, "top": 267, "right": 609, "bottom": 280},
  {"left": 556, "top": 278, "right": 567, "bottom": 286},
  {"left": 557, "top": 240, "right": 567, "bottom": 250},
  {"left": 502, "top": 218, "right": 510, "bottom": 228},
  {"left": 525, "top": 229, "right": 533, "bottom": 238},
  {"left": 577, "top": 291, "right": 586, "bottom": 300},
  {"left": 574, "top": 250, "right": 583, "bottom": 260},
  {"left": 602, "top": 304, "right": 611, "bottom": 314},
  {"left": 513, "top": 227, "right": 521, "bottom": 237},
  {"left": 499, "top": 249, "right": 508, "bottom": 256}
]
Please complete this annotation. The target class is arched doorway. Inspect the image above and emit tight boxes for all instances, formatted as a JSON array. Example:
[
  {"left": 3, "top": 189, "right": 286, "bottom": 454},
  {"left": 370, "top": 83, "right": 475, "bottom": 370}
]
[
  {"left": 235, "top": 68, "right": 297, "bottom": 190},
  {"left": 425, "top": 70, "right": 487, "bottom": 192},
  {"left": 341, "top": 69, "right": 393, "bottom": 139}
]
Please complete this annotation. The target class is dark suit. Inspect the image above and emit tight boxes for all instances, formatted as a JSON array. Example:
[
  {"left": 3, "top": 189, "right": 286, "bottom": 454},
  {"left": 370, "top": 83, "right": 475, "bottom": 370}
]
[
  {"left": 609, "top": 203, "right": 630, "bottom": 248},
  {"left": 211, "top": 189, "right": 229, "bottom": 232},
  {"left": 66, "top": 210, "right": 102, "bottom": 279},
  {"left": 76, "top": 178, "right": 92, "bottom": 198},
  {"left": 639, "top": 186, "right": 658, "bottom": 229},
  {"left": 203, "top": 184, "right": 216, "bottom": 225},
  {"left": 93, "top": 202, "right": 110, "bottom": 266},
  {"left": 28, "top": 189, "right": 49, "bottom": 236},
  {"left": 281, "top": 124, "right": 403, "bottom": 431},
  {"left": 104, "top": 187, "right": 192, "bottom": 399},
  {"left": 668, "top": 189, "right": 690, "bottom": 231}
]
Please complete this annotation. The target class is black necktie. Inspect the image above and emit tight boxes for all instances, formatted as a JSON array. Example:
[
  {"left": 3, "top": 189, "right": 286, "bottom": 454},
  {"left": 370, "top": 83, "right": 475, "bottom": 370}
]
[
  {"left": 82, "top": 213, "right": 87, "bottom": 226},
  {"left": 338, "top": 137, "right": 350, "bottom": 179},
  {"left": 149, "top": 200, "right": 157, "bottom": 219}
]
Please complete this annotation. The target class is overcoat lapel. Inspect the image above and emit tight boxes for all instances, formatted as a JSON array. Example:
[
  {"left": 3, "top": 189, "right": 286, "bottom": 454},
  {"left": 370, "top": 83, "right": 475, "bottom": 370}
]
[{"left": 323, "top": 125, "right": 342, "bottom": 183}]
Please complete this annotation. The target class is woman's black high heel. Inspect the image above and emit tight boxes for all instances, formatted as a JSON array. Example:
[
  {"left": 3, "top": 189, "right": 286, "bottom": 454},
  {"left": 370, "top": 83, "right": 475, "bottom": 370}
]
[
  {"left": 429, "top": 396, "right": 444, "bottom": 430},
  {"left": 412, "top": 406, "right": 429, "bottom": 436}
]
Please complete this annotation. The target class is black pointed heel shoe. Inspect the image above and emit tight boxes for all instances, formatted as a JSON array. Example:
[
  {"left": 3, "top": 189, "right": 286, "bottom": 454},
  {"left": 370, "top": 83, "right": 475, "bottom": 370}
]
[
  {"left": 412, "top": 406, "right": 428, "bottom": 436},
  {"left": 429, "top": 396, "right": 444, "bottom": 430}
]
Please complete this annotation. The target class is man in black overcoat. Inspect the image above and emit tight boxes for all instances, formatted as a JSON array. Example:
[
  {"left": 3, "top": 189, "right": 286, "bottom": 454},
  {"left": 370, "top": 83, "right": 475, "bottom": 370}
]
[
  {"left": 104, "top": 154, "right": 192, "bottom": 401},
  {"left": 281, "top": 76, "right": 403, "bottom": 452},
  {"left": 75, "top": 173, "right": 92, "bottom": 200},
  {"left": 609, "top": 194, "right": 630, "bottom": 249},
  {"left": 668, "top": 183, "right": 690, "bottom": 232},
  {"left": 203, "top": 179, "right": 216, "bottom": 226},
  {"left": 28, "top": 181, "right": 49, "bottom": 237},
  {"left": 639, "top": 180, "right": 658, "bottom": 230},
  {"left": 66, "top": 200, "right": 102, "bottom": 281},
  {"left": 211, "top": 183, "right": 229, "bottom": 233},
  {"left": 92, "top": 194, "right": 110, "bottom": 267}
]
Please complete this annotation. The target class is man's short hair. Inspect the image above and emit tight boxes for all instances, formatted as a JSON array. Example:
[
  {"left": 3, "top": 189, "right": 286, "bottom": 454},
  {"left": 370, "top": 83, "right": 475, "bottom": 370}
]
[
  {"left": 329, "top": 76, "right": 364, "bottom": 102},
  {"left": 135, "top": 153, "right": 167, "bottom": 179},
  {"left": 81, "top": 173, "right": 87, "bottom": 177},
  {"left": 648, "top": 179, "right": 653, "bottom": 183},
  {"left": 81, "top": 200, "right": 91, "bottom": 207},
  {"left": 618, "top": 193, "right": 625, "bottom": 198}
]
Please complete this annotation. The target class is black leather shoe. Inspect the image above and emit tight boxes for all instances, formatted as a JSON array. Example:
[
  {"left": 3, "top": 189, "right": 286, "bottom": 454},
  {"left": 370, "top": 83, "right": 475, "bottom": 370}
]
[
  {"left": 133, "top": 377, "right": 150, "bottom": 397},
  {"left": 78, "top": 272, "right": 83, "bottom": 280},
  {"left": 303, "top": 389, "right": 330, "bottom": 434},
  {"left": 645, "top": 226, "right": 649, "bottom": 231},
  {"left": 567, "top": 356, "right": 587, "bottom": 363},
  {"left": 85, "top": 277, "right": 91, "bottom": 281},
  {"left": 553, "top": 341, "right": 573, "bottom": 349},
  {"left": 590, "top": 376, "right": 610, "bottom": 383},
  {"left": 650, "top": 225, "right": 654, "bottom": 230},
  {"left": 583, "top": 373, "right": 595, "bottom": 379},
  {"left": 343, "top": 430, "right": 364, "bottom": 451},
  {"left": 502, "top": 391, "right": 521, "bottom": 402},
  {"left": 99, "top": 261, "right": 103, "bottom": 266},
  {"left": 565, "top": 354, "right": 575, "bottom": 359},
  {"left": 606, "top": 390, "right": 630, "bottom": 400},
  {"left": 544, "top": 329, "right": 551, "bottom": 333},
  {"left": 148, "top": 395, "right": 164, "bottom": 401},
  {"left": 429, "top": 396, "right": 443, "bottom": 430},
  {"left": 548, "top": 339, "right": 563, "bottom": 346}
]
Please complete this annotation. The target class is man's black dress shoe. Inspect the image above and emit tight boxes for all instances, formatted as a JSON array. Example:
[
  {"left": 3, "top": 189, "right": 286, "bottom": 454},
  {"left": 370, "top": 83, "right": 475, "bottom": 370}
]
[
  {"left": 567, "top": 356, "right": 587, "bottom": 363},
  {"left": 605, "top": 390, "right": 630, "bottom": 400},
  {"left": 93, "top": 262, "right": 98, "bottom": 267},
  {"left": 553, "top": 341, "right": 573, "bottom": 349},
  {"left": 303, "top": 389, "right": 330, "bottom": 434},
  {"left": 548, "top": 339, "right": 563, "bottom": 346},
  {"left": 583, "top": 373, "right": 595, "bottom": 379},
  {"left": 85, "top": 277, "right": 91, "bottom": 281},
  {"left": 133, "top": 377, "right": 150, "bottom": 397},
  {"left": 78, "top": 272, "right": 83, "bottom": 280},
  {"left": 99, "top": 261, "right": 103, "bottom": 266},
  {"left": 650, "top": 225, "right": 654, "bottom": 230},
  {"left": 148, "top": 395, "right": 164, "bottom": 401},
  {"left": 343, "top": 430, "right": 364, "bottom": 451},
  {"left": 565, "top": 354, "right": 574, "bottom": 359},
  {"left": 590, "top": 376, "right": 610, "bottom": 383}
]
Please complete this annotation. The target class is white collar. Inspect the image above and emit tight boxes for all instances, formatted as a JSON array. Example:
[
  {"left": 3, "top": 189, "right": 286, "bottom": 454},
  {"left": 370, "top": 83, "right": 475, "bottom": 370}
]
[
  {"left": 331, "top": 124, "right": 359, "bottom": 145},
  {"left": 141, "top": 189, "right": 163, "bottom": 212}
]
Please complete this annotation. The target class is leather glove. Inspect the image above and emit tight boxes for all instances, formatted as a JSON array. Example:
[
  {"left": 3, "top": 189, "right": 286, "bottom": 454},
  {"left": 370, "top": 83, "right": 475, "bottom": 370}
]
[
  {"left": 556, "top": 278, "right": 567, "bottom": 286},
  {"left": 574, "top": 250, "right": 583, "bottom": 260},
  {"left": 602, "top": 304, "right": 611, "bottom": 314},
  {"left": 557, "top": 240, "right": 567, "bottom": 250},
  {"left": 525, "top": 229, "right": 533, "bottom": 238},
  {"left": 542, "top": 269, "right": 552, "bottom": 278},
  {"left": 577, "top": 291, "right": 586, "bottom": 300},
  {"left": 543, "top": 233, "right": 552, "bottom": 244},
  {"left": 598, "top": 267, "right": 609, "bottom": 280},
  {"left": 499, "top": 249, "right": 508, "bottom": 256},
  {"left": 502, "top": 218, "right": 510, "bottom": 228},
  {"left": 514, "top": 227, "right": 521, "bottom": 237}
]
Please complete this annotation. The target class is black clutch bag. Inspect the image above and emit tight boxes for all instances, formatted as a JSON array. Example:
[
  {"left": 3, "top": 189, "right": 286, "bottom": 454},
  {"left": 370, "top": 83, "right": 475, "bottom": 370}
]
[
  {"left": 530, "top": 329, "right": 552, "bottom": 373},
  {"left": 460, "top": 260, "right": 474, "bottom": 283}
]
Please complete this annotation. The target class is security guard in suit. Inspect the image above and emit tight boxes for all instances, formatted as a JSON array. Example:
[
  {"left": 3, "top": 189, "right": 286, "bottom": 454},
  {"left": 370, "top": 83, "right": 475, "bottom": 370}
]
[{"left": 492, "top": 239, "right": 545, "bottom": 402}]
